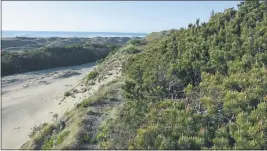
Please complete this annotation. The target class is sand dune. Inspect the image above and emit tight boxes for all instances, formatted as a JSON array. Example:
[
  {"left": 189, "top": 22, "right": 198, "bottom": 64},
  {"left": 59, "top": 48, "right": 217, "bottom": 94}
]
[{"left": 1, "top": 63, "right": 96, "bottom": 149}]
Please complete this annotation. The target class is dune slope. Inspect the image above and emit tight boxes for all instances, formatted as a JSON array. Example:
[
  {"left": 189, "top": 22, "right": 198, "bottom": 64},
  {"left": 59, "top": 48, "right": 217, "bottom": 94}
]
[{"left": 2, "top": 63, "right": 96, "bottom": 149}]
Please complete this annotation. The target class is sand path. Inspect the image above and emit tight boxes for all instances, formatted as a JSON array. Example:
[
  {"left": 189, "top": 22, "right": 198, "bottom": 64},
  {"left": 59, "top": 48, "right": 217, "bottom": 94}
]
[{"left": 1, "top": 63, "right": 96, "bottom": 149}]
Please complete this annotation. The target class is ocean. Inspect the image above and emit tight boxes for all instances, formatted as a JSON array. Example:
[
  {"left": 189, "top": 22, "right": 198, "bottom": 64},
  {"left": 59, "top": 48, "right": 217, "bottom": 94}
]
[{"left": 2, "top": 30, "right": 148, "bottom": 38}]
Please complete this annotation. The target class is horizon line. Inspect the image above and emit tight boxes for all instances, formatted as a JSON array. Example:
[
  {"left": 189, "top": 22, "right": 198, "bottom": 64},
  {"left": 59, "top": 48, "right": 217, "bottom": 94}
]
[{"left": 2, "top": 30, "right": 150, "bottom": 34}]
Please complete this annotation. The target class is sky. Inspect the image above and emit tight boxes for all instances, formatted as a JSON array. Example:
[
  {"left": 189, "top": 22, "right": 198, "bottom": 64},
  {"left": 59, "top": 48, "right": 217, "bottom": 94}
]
[{"left": 2, "top": 1, "right": 240, "bottom": 33}]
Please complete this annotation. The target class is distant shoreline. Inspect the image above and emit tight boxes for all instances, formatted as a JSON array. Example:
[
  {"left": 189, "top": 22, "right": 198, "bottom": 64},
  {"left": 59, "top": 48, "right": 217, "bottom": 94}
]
[
  {"left": 2, "top": 35, "right": 147, "bottom": 38},
  {"left": 2, "top": 36, "right": 136, "bottom": 52},
  {"left": 2, "top": 30, "right": 148, "bottom": 34},
  {"left": 2, "top": 30, "right": 148, "bottom": 38}
]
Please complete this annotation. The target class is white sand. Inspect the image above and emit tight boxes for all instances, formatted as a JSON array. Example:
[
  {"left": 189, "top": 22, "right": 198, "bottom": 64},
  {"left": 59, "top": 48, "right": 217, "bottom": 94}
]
[{"left": 1, "top": 63, "right": 97, "bottom": 149}]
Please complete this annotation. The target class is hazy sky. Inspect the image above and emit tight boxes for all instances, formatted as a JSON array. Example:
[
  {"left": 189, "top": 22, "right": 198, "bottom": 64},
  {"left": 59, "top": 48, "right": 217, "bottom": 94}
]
[{"left": 3, "top": 1, "right": 240, "bottom": 33}]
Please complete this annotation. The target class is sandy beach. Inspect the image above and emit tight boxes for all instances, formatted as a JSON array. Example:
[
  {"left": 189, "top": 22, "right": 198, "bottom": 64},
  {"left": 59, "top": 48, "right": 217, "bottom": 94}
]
[{"left": 1, "top": 63, "right": 96, "bottom": 149}]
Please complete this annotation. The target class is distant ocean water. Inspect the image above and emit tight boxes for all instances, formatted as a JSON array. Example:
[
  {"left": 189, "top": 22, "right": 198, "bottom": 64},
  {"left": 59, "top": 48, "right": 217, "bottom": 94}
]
[{"left": 2, "top": 31, "right": 148, "bottom": 38}]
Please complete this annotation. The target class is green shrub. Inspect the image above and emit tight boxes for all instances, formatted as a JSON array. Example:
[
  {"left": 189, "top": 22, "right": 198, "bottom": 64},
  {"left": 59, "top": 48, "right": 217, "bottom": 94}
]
[
  {"left": 97, "top": 1, "right": 267, "bottom": 150},
  {"left": 87, "top": 70, "right": 99, "bottom": 82},
  {"left": 41, "top": 131, "right": 70, "bottom": 149},
  {"left": 123, "top": 45, "right": 141, "bottom": 54},
  {"left": 128, "top": 38, "right": 146, "bottom": 46},
  {"left": 64, "top": 91, "right": 72, "bottom": 97},
  {"left": 77, "top": 98, "right": 93, "bottom": 108}
]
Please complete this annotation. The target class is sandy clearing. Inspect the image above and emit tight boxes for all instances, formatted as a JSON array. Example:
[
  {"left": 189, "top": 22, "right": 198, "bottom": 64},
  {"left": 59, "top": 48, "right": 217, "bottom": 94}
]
[{"left": 1, "top": 63, "right": 96, "bottom": 149}]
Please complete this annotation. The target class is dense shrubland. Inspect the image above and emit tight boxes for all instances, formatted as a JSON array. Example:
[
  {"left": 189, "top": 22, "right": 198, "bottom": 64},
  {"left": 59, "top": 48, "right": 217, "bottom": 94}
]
[
  {"left": 20, "top": 1, "right": 267, "bottom": 150},
  {"left": 1, "top": 44, "right": 120, "bottom": 76},
  {"left": 97, "top": 1, "right": 267, "bottom": 149}
]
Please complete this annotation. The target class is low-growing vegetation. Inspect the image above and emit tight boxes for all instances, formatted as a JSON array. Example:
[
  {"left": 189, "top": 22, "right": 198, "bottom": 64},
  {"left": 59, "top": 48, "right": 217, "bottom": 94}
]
[
  {"left": 21, "top": 123, "right": 58, "bottom": 149},
  {"left": 122, "top": 45, "right": 142, "bottom": 54},
  {"left": 97, "top": 1, "right": 267, "bottom": 150},
  {"left": 21, "top": 78, "right": 123, "bottom": 150},
  {"left": 1, "top": 44, "right": 116, "bottom": 76},
  {"left": 64, "top": 91, "right": 72, "bottom": 97},
  {"left": 41, "top": 130, "right": 70, "bottom": 149},
  {"left": 86, "top": 70, "right": 99, "bottom": 82},
  {"left": 78, "top": 79, "right": 121, "bottom": 108},
  {"left": 128, "top": 38, "right": 147, "bottom": 46}
]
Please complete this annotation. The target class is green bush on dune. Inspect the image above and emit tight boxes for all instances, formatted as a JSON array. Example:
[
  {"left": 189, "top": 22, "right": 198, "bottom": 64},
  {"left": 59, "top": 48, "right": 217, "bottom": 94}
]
[
  {"left": 98, "top": 1, "right": 267, "bottom": 150},
  {"left": 64, "top": 91, "right": 72, "bottom": 97},
  {"left": 86, "top": 70, "right": 99, "bottom": 82},
  {"left": 128, "top": 38, "right": 147, "bottom": 46}
]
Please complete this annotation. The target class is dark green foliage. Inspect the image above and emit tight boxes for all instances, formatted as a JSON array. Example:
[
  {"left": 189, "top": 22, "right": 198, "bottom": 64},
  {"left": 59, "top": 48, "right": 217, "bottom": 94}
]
[
  {"left": 124, "top": 46, "right": 142, "bottom": 54},
  {"left": 86, "top": 71, "right": 99, "bottom": 81},
  {"left": 41, "top": 131, "right": 70, "bottom": 149},
  {"left": 1, "top": 44, "right": 111, "bottom": 76},
  {"left": 64, "top": 91, "right": 72, "bottom": 97},
  {"left": 77, "top": 98, "right": 95, "bottom": 108},
  {"left": 128, "top": 38, "right": 147, "bottom": 46},
  {"left": 98, "top": 1, "right": 267, "bottom": 149}
]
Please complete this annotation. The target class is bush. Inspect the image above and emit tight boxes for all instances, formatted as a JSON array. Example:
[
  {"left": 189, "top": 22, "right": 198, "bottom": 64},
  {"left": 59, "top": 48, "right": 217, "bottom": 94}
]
[
  {"left": 124, "top": 45, "right": 141, "bottom": 54},
  {"left": 128, "top": 38, "right": 146, "bottom": 46},
  {"left": 97, "top": 1, "right": 267, "bottom": 149},
  {"left": 87, "top": 70, "right": 99, "bottom": 82},
  {"left": 64, "top": 91, "right": 72, "bottom": 97},
  {"left": 41, "top": 131, "right": 70, "bottom": 149}
]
